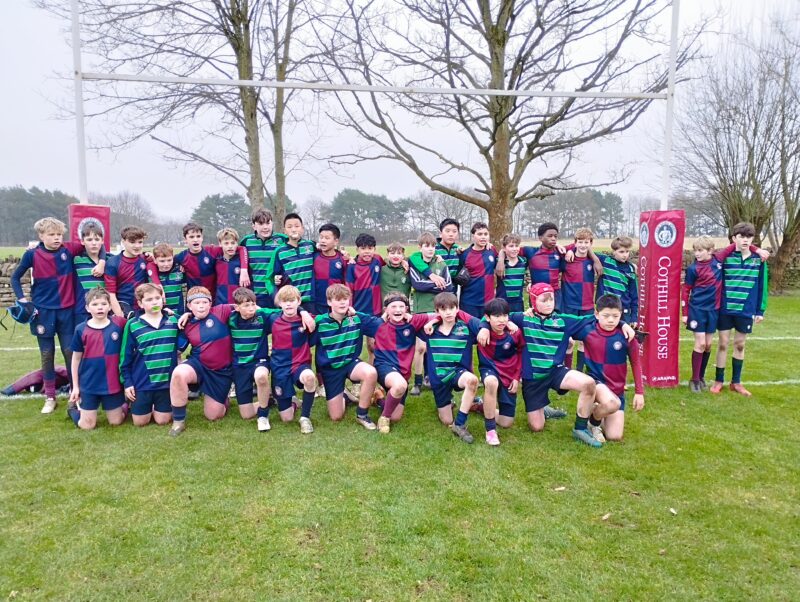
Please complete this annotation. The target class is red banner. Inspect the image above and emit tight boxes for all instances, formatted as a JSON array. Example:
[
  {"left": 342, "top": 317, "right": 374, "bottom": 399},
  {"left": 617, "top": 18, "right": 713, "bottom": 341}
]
[
  {"left": 68, "top": 204, "right": 112, "bottom": 251},
  {"left": 637, "top": 210, "right": 685, "bottom": 388}
]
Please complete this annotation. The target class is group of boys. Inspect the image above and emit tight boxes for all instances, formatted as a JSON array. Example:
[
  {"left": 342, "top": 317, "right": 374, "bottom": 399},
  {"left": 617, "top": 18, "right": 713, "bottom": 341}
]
[{"left": 9, "top": 209, "right": 769, "bottom": 448}]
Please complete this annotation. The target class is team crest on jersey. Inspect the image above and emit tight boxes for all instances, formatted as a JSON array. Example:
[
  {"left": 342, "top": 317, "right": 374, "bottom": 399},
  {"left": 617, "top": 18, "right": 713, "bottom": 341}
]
[
  {"left": 613, "top": 341, "right": 623, "bottom": 350},
  {"left": 714, "top": 262, "right": 721, "bottom": 270},
  {"left": 235, "top": 267, "right": 240, "bottom": 274},
  {"left": 335, "top": 261, "right": 342, "bottom": 269},
  {"left": 401, "top": 276, "right": 407, "bottom": 284},
  {"left": 488, "top": 255, "right": 495, "bottom": 263},
  {"left": 139, "top": 262, "right": 146, "bottom": 270},
  {"left": 275, "top": 386, "right": 283, "bottom": 396},
  {"left": 111, "top": 332, "right": 119, "bottom": 341},
  {"left": 60, "top": 252, "right": 67, "bottom": 261},
  {"left": 554, "top": 254, "right": 560, "bottom": 260},
  {"left": 374, "top": 266, "right": 380, "bottom": 273},
  {"left": 690, "top": 320, "right": 698, "bottom": 329},
  {"left": 454, "top": 325, "right": 468, "bottom": 336},
  {"left": 205, "top": 319, "right": 214, "bottom": 327},
  {"left": 503, "top": 342, "right": 511, "bottom": 349},
  {"left": 586, "top": 264, "right": 593, "bottom": 271},
  {"left": 148, "top": 269, "right": 153, "bottom": 276},
  {"left": 403, "top": 328, "right": 411, "bottom": 337},
  {"left": 37, "top": 325, "right": 46, "bottom": 334},
  {"left": 203, "top": 257, "right": 210, "bottom": 264}
]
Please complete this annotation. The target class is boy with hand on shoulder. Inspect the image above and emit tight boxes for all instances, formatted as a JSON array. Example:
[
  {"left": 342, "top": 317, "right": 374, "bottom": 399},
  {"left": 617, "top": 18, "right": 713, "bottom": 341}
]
[
  {"left": 495, "top": 233, "right": 528, "bottom": 312},
  {"left": 214, "top": 227, "right": 246, "bottom": 306},
  {"left": 263, "top": 285, "right": 318, "bottom": 433},
  {"left": 104, "top": 226, "right": 149, "bottom": 317},
  {"left": 458, "top": 222, "right": 498, "bottom": 318},
  {"left": 73, "top": 220, "right": 107, "bottom": 324},
  {"left": 239, "top": 208, "right": 288, "bottom": 309},
  {"left": 147, "top": 242, "right": 185, "bottom": 315},
  {"left": 710, "top": 222, "right": 769, "bottom": 396},
  {"left": 592, "top": 236, "right": 639, "bottom": 326},
  {"left": 12, "top": 217, "right": 106, "bottom": 414},
  {"left": 561, "top": 227, "right": 601, "bottom": 370},
  {"left": 574, "top": 294, "right": 644, "bottom": 442},
  {"left": 274, "top": 213, "right": 317, "bottom": 312},
  {"left": 346, "top": 233, "right": 386, "bottom": 317},
  {"left": 313, "top": 284, "right": 379, "bottom": 430},
  {"left": 68, "top": 287, "right": 128, "bottom": 429},
  {"left": 120, "top": 283, "right": 182, "bottom": 427},
  {"left": 381, "top": 242, "right": 412, "bottom": 301},
  {"left": 516, "top": 222, "right": 566, "bottom": 310},
  {"left": 313, "top": 223, "right": 347, "bottom": 315}
]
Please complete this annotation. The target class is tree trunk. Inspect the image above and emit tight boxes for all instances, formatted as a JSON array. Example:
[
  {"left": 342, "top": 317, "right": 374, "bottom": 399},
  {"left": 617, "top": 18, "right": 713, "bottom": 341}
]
[
  {"left": 768, "top": 225, "right": 800, "bottom": 292},
  {"left": 487, "top": 195, "right": 514, "bottom": 244}
]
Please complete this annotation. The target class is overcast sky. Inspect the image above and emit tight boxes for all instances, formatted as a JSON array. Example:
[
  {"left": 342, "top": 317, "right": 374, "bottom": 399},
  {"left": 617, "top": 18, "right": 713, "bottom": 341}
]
[{"left": 0, "top": 1, "right": 793, "bottom": 220}]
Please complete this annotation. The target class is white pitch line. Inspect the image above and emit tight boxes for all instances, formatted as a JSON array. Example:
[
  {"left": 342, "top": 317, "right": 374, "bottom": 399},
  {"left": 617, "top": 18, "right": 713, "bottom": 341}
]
[{"left": 678, "top": 336, "right": 800, "bottom": 341}]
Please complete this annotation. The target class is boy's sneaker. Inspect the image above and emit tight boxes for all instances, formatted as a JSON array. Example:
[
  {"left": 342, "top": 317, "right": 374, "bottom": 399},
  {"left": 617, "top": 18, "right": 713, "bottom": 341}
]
[
  {"left": 423, "top": 376, "right": 431, "bottom": 389},
  {"left": 729, "top": 383, "right": 752, "bottom": 397},
  {"left": 356, "top": 414, "right": 377, "bottom": 431},
  {"left": 709, "top": 381, "right": 724, "bottom": 394},
  {"left": 169, "top": 422, "right": 186, "bottom": 437},
  {"left": 41, "top": 397, "right": 57, "bottom": 414},
  {"left": 451, "top": 424, "right": 474, "bottom": 444},
  {"left": 299, "top": 417, "right": 314, "bottom": 434},
  {"left": 689, "top": 380, "right": 702, "bottom": 393},
  {"left": 257, "top": 416, "right": 271, "bottom": 432},
  {"left": 315, "top": 385, "right": 326, "bottom": 399},
  {"left": 377, "top": 415, "right": 391, "bottom": 434},
  {"left": 699, "top": 379, "right": 709, "bottom": 390},
  {"left": 543, "top": 405, "right": 567, "bottom": 419},
  {"left": 410, "top": 385, "right": 421, "bottom": 396},
  {"left": 485, "top": 429, "right": 500, "bottom": 446},
  {"left": 572, "top": 428, "right": 603, "bottom": 448},
  {"left": 589, "top": 424, "right": 606, "bottom": 443}
]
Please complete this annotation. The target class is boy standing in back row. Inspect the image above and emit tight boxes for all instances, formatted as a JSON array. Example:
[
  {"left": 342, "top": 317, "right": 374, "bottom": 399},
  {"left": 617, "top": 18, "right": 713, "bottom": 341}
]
[{"left": 239, "top": 208, "right": 288, "bottom": 309}]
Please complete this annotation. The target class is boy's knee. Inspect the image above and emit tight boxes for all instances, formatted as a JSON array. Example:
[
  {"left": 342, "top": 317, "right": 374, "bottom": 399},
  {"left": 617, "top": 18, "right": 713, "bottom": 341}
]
[
  {"left": 465, "top": 374, "right": 478, "bottom": 390},
  {"left": 255, "top": 373, "right": 269, "bottom": 386},
  {"left": 581, "top": 379, "right": 596, "bottom": 394},
  {"left": 155, "top": 415, "right": 171, "bottom": 426},
  {"left": 484, "top": 376, "right": 499, "bottom": 392}
]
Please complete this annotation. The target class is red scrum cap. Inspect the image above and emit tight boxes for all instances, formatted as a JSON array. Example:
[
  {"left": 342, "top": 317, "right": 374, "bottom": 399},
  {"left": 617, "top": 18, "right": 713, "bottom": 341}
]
[{"left": 529, "top": 282, "right": 555, "bottom": 305}]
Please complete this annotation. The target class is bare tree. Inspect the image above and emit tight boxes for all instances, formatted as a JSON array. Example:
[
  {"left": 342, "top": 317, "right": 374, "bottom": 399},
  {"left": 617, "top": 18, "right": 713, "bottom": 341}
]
[
  {"left": 313, "top": 0, "right": 701, "bottom": 241},
  {"left": 39, "top": 0, "right": 317, "bottom": 224},
  {"left": 299, "top": 195, "right": 329, "bottom": 235}
]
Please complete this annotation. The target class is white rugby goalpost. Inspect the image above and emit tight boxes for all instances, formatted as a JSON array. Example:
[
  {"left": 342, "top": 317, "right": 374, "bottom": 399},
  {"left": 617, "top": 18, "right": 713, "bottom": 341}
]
[{"left": 69, "top": 0, "right": 681, "bottom": 212}]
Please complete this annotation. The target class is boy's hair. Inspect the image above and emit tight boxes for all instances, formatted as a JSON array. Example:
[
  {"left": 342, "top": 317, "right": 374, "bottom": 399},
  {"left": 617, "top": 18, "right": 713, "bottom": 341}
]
[
  {"left": 418, "top": 231, "right": 437, "bottom": 247},
  {"left": 121, "top": 226, "right": 147, "bottom": 242},
  {"left": 319, "top": 223, "right": 341, "bottom": 239},
  {"left": 182, "top": 222, "right": 203, "bottom": 237},
  {"left": 275, "top": 285, "right": 301, "bottom": 304},
  {"left": 538, "top": 222, "right": 559, "bottom": 236},
  {"left": 610, "top": 236, "right": 633, "bottom": 250},
  {"left": 233, "top": 287, "right": 257, "bottom": 304},
  {"left": 326, "top": 283, "right": 352, "bottom": 301},
  {"left": 484, "top": 297, "right": 510, "bottom": 317},
  {"left": 34, "top": 217, "right": 66, "bottom": 235},
  {"left": 439, "top": 218, "right": 460, "bottom": 232},
  {"left": 251, "top": 208, "right": 273, "bottom": 224},
  {"left": 217, "top": 227, "right": 239, "bottom": 243},
  {"left": 434, "top": 291, "right": 458, "bottom": 310},
  {"left": 501, "top": 233, "right": 521, "bottom": 246},
  {"left": 383, "top": 292, "right": 410, "bottom": 308},
  {"left": 152, "top": 242, "right": 174, "bottom": 258},
  {"left": 692, "top": 235, "right": 716, "bottom": 252},
  {"left": 574, "top": 227, "right": 594, "bottom": 242},
  {"left": 355, "top": 233, "right": 377, "bottom": 248},
  {"left": 596, "top": 294, "right": 623, "bottom": 313},
  {"left": 386, "top": 241, "right": 404, "bottom": 254},
  {"left": 471, "top": 222, "right": 489, "bottom": 235},
  {"left": 80, "top": 221, "right": 104, "bottom": 240},
  {"left": 85, "top": 286, "right": 111, "bottom": 304},
  {"left": 134, "top": 282, "right": 162, "bottom": 302},
  {"left": 284, "top": 212, "right": 302, "bottom": 225},
  {"left": 186, "top": 286, "right": 213, "bottom": 302},
  {"left": 732, "top": 222, "right": 756, "bottom": 238}
]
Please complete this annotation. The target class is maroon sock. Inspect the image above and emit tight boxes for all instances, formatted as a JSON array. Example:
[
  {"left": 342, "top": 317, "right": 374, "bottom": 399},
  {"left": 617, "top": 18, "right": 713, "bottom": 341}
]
[
  {"left": 44, "top": 379, "right": 56, "bottom": 398},
  {"left": 381, "top": 393, "right": 401, "bottom": 418},
  {"left": 691, "top": 351, "right": 702, "bottom": 381},
  {"left": 564, "top": 352, "right": 574, "bottom": 369}
]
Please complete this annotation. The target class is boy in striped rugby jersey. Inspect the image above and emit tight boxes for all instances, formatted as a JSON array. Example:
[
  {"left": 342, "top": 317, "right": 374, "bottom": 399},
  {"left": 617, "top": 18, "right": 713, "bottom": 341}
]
[
  {"left": 561, "top": 228, "right": 602, "bottom": 371},
  {"left": 594, "top": 236, "right": 638, "bottom": 326},
  {"left": 68, "top": 287, "right": 128, "bottom": 430},
  {"left": 519, "top": 222, "right": 566, "bottom": 310},
  {"left": 313, "top": 223, "right": 347, "bottom": 315},
  {"left": 495, "top": 233, "right": 528, "bottom": 313},
  {"left": 147, "top": 242, "right": 185, "bottom": 315},
  {"left": 119, "top": 283, "right": 182, "bottom": 427},
  {"left": 214, "top": 227, "right": 246, "bottom": 306},
  {"left": 417, "top": 292, "right": 483, "bottom": 444},
  {"left": 458, "top": 222, "right": 498, "bottom": 318},
  {"left": 313, "top": 284, "right": 379, "bottom": 430},
  {"left": 510, "top": 283, "right": 635, "bottom": 447},
  {"left": 72, "top": 220, "right": 107, "bottom": 324},
  {"left": 274, "top": 213, "right": 317, "bottom": 312},
  {"left": 436, "top": 218, "right": 463, "bottom": 280},
  {"left": 229, "top": 287, "right": 315, "bottom": 431},
  {"left": 239, "top": 208, "right": 288, "bottom": 309},
  {"left": 710, "top": 223, "right": 769, "bottom": 396},
  {"left": 104, "top": 226, "right": 149, "bottom": 317}
]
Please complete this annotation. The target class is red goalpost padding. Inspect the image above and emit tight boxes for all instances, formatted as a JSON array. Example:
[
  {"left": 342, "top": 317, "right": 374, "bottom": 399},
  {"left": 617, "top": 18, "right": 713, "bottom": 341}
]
[
  {"left": 637, "top": 210, "right": 685, "bottom": 388},
  {"left": 68, "top": 203, "right": 111, "bottom": 251}
]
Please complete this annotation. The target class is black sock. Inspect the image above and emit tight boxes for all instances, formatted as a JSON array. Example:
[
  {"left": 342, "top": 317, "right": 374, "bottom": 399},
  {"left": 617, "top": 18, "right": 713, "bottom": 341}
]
[
  {"left": 715, "top": 367, "right": 725, "bottom": 383},
  {"left": 700, "top": 351, "right": 711, "bottom": 379},
  {"left": 301, "top": 390, "right": 314, "bottom": 418},
  {"left": 589, "top": 416, "right": 601, "bottom": 427},
  {"left": 576, "top": 350, "right": 585, "bottom": 372},
  {"left": 732, "top": 358, "right": 744, "bottom": 384},
  {"left": 574, "top": 414, "right": 588, "bottom": 430},
  {"left": 414, "top": 374, "right": 423, "bottom": 386}
]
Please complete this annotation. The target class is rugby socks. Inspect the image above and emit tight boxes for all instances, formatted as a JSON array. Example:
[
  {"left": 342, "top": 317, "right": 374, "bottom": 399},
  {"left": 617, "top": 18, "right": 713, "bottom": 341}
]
[
  {"left": 43, "top": 379, "right": 56, "bottom": 399},
  {"left": 564, "top": 352, "right": 574, "bottom": 369},
  {"left": 574, "top": 414, "right": 589, "bottom": 431},
  {"left": 172, "top": 405, "right": 187, "bottom": 422},
  {"left": 699, "top": 351, "right": 711, "bottom": 380},
  {"left": 589, "top": 415, "right": 602, "bottom": 427},
  {"left": 414, "top": 374, "right": 423, "bottom": 387},
  {"left": 356, "top": 406, "right": 368, "bottom": 419},
  {"left": 68, "top": 405, "right": 80, "bottom": 426},
  {"left": 691, "top": 351, "right": 703, "bottom": 381},
  {"left": 301, "top": 390, "right": 315, "bottom": 419},
  {"left": 454, "top": 410, "right": 469, "bottom": 428},
  {"left": 381, "top": 392, "right": 401, "bottom": 418},
  {"left": 576, "top": 351, "right": 586, "bottom": 372},
  {"left": 731, "top": 358, "right": 744, "bottom": 384},
  {"left": 484, "top": 417, "right": 496, "bottom": 432},
  {"left": 257, "top": 405, "right": 270, "bottom": 419},
  {"left": 715, "top": 367, "right": 725, "bottom": 383}
]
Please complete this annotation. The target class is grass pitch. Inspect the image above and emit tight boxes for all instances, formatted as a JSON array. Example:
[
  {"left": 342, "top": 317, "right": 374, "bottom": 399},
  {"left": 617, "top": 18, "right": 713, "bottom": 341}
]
[{"left": 0, "top": 298, "right": 799, "bottom": 600}]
